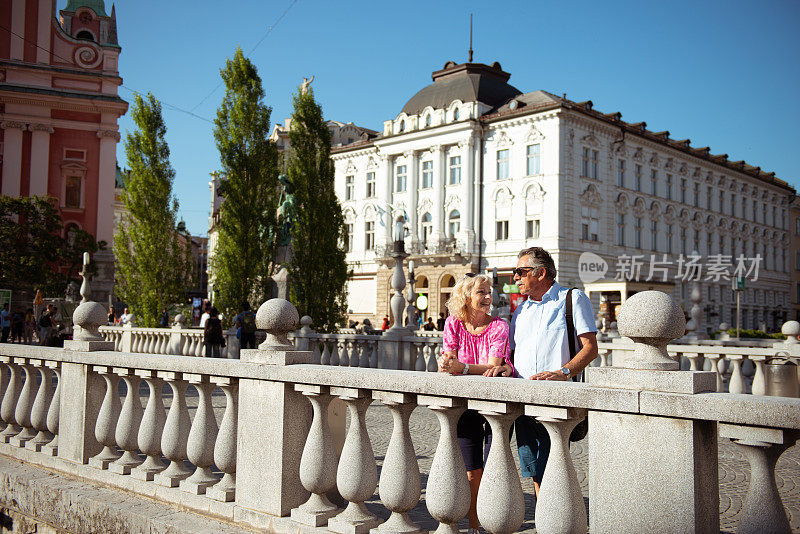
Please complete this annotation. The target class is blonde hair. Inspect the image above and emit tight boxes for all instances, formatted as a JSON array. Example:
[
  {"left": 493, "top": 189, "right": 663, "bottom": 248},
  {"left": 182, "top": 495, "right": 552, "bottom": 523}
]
[{"left": 445, "top": 273, "right": 493, "bottom": 321}]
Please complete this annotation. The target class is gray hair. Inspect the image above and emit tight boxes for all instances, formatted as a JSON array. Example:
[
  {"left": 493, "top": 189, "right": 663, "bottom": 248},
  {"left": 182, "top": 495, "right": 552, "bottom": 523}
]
[{"left": 517, "top": 247, "right": 557, "bottom": 280}]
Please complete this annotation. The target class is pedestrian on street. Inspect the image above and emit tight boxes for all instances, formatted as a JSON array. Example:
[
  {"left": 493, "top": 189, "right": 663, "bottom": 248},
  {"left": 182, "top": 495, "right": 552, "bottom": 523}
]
[
  {"left": 1, "top": 304, "right": 10, "bottom": 343},
  {"left": 234, "top": 302, "right": 257, "bottom": 350},
  {"left": 204, "top": 307, "right": 225, "bottom": 358},
  {"left": 23, "top": 308, "right": 35, "bottom": 344}
]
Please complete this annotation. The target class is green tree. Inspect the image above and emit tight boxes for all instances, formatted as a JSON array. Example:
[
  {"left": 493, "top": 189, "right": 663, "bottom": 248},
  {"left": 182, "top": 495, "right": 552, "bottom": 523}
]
[
  {"left": 114, "top": 93, "right": 192, "bottom": 327},
  {"left": 0, "top": 195, "right": 104, "bottom": 295},
  {"left": 211, "top": 47, "right": 279, "bottom": 314},
  {"left": 285, "top": 88, "right": 349, "bottom": 332}
]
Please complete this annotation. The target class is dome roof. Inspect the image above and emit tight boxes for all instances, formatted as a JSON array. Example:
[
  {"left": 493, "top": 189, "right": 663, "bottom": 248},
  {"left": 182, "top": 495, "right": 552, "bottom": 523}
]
[{"left": 401, "top": 61, "right": 522, "bottom": 116}]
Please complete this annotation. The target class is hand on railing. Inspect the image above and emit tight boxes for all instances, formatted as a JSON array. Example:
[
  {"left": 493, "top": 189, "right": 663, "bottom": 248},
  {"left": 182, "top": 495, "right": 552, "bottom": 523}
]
[{"left": 483, "top": 364, "right": 513, "bottom": 377}]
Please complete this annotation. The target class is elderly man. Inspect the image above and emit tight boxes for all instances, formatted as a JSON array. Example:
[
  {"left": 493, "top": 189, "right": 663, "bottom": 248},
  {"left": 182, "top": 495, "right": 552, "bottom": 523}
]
[{"left": 509, "top": 246, "right": 598, "bottom": 497}]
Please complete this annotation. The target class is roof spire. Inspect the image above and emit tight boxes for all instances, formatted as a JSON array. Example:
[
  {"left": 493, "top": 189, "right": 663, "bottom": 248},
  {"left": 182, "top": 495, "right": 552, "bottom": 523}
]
[{"left": 468, "top": 13, "right": 473, "bottom": 63}]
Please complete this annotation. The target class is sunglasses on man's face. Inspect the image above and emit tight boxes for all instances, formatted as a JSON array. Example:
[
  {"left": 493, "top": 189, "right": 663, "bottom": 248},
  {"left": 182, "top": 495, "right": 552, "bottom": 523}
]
[{"left": 512, "top": 267, "right": 536, "bottom": 277}]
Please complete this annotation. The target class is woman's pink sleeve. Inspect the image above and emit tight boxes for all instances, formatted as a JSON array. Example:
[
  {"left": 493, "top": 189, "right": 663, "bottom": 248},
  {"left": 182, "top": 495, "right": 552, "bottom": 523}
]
[
  {"left": 486, "top": 320, "right": 510, "bottom": 363},
  {"left": 442, "top": 317, "right": 459, "bottom": 352}
]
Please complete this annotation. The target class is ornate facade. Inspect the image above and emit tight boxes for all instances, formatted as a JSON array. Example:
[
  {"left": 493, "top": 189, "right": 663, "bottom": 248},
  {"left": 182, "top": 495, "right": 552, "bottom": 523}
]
[
  {"left": 0, "top": 0, "right": 127, "bottom": 303},
  {"left": 333, "top": 59, "right": 794, "bottom": 331}
]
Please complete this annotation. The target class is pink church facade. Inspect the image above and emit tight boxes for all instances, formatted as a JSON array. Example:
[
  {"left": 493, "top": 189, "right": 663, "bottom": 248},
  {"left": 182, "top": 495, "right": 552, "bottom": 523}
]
[{"left": 0, "top": 0, "right": 127, "bottom": 301}]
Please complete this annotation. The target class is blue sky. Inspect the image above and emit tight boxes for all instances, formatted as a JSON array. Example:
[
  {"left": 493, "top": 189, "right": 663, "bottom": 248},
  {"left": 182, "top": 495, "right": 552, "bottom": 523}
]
[{"left": 110, "top": 0, "right": 800, "bottom": 237}]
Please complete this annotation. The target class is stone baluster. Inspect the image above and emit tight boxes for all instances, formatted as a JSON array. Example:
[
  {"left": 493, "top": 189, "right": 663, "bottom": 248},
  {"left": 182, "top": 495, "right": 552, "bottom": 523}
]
[
  {"left": 424, "top": 343, "right": 437, "bottom": 372},
  {"left": 154, "top": 372, "right": 192, "bottom": 487},
  {"left": 181, "top": 375, "right": 219, "bottom": 494},
  {"left": 372, "top": 391, "right": 423, "bottom": 533},
  {"left": 0, "top": 360, "right": 6, "bottom": 429},
  {"left": 291, "top": 384, "right": 340, "bottom": 526},
  {"left": 26, "top": 359, "right": 54, "bottom": 451},
  {"left": 155, "top": 332, "right": 165, "bottom": 354},
  {"left": 110, "top": 369, "right": 143, "bottom": 474},
  {"left": 685, "top": 352, "right": 701, "bottom": 371},
  {"left": 705, "top": 354, "right": 723, "bottom": 392},
  {"left": 330, "top": 340, "right": 340, "bottom": 366},
  {"left": 0, "top": 357, "right": 22, "bottom": 442},
  {"left": 42, "top": 361, "right": 60, "bottom": 456},
  {"left": 11, "top": 358, "right": 40, "bottom": 447},
  {"left": 418, "top": 395, "right": 469, "bottom": 534},
  {"left": 89, "top": 366, "right": 122, "bottom": 469},
  {"left": 720, "top": 424, "right": 799, "bottom": 534},
  {"left": 194, "top": 334, "right": 204, "bottom": 357},
  {"left": 131, "top": 370, "right": 166, "bottom": 480},
  {"left": 327, "top": 387, "right": 381, "bottom": 534},
  {"left": 208, "top": 377, "right": 238, "bottom": 502},
  {"left": 144, "top": 332, "right": 153, "bottom": 353},
  {"left": 599, "top": 348, "right": 611, "bottom": 367},
  {"left": 727, "top": 355, "right": 747, "bottom": 394},
  {"left": 131, "top": 332, "right": 140, "bottom": 352},
  {"left": 338, "top": 339, "right": 350, "bottom": 367},
  {"left": 350, "top": 340, "right": 363, "bottom": 368},
  {"left": 413, "top": 342, "right": 426, "bottom": 371},
  {"left": 321, "top": 340, "right": 331, "bottom": 365},
  {"left": 750, "top": 355, "right": 768, "bottom": 396},
  {"left": 533, "top": 407, "right": 588, "bottom": 534},
  {"left": 311, "top": 339, "right": 321, "bottom": 364},
  {"left": 184, "top": 334, "right": 195, "bottom": 356},
  {"left": 473, "top": 400, "right": 525, "bottom": 534},
  {"left": 369, "top": 340, "right": 379, "bottom": 368}
]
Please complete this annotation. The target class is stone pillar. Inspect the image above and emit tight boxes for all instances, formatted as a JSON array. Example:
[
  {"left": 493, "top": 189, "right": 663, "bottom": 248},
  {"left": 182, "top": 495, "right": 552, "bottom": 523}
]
[
  {"left": 28, "top": 124, "right": 53, "bottom": 197},
  {"left": 407, "top": 150, "right": 419, "bottom": 249},
  {"left": 1, "top": 122, "right": 25, "bottom": 197},
  {"left": 459, "top": 136, "right": 475, "bottom": 250},
  {"left": 381, "top": 154, "right": 394, "bottom": 246},
  {"left": 432, "top": 145, "right": 446, "bottom": 249},
  {"left": 587, "top": 291, "right": 719, "bottom": 534},
  {"left": 96, "top": 130, "right": 120, "bottom": 245},
  {"left": 234, "top": 298, "right": 313, "bottom": 521}
]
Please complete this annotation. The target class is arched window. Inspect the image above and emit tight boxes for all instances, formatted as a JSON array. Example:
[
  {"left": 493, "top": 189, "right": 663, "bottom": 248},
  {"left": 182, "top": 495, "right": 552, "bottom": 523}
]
[
  {"left": 453, "top": 108, "right": 460, "bottom": 120},
  {"left": 76, "top": 30, "right": 94, "bottom": 40},
  {"left": 425, "top": 114, "right": 431, "bottom": 127},
  {"left": 421, "top": 212, "right": 433, "bottom": 245},
  {"left": 448, "top": 210, "right": 460, "bottom": 237},
  {"left": 399, "top": 120, "right": 405, "bottom": 133}
]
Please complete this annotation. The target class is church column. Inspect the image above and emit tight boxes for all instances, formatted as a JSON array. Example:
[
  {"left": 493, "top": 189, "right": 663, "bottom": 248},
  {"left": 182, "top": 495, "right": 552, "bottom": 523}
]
[
  {"left": 432, "top": 145, "right": 445, "bottom": 250},
  {"left": 96, "top": 130, "right": 120, "bottom": 244},
  {"left": 380, "top": 154, "right": 393, "bottom": 246},
  {"left": 10, "top": 0, "right": 24, "bottom": 60},
  {"left": 1, "top": 122, "right": 26, "bottom": 197},
  {"left": 407, "top": 150, "right": 419, "bottom": 250},
  {"left": 36, "top": 0, "right": 51, "bottom": 64},
  {"left": 28, "top": 124, "right": 54, "bottom": 197}
]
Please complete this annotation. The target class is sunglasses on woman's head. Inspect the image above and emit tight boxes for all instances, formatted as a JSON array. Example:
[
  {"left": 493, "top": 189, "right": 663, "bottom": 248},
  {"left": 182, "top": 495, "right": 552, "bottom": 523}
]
[
  {"left": 512, "top": 267, "right": 536, "bottom": 277},
  {"left": 464, "top": 272, "right": 476, "bottom": 278}
]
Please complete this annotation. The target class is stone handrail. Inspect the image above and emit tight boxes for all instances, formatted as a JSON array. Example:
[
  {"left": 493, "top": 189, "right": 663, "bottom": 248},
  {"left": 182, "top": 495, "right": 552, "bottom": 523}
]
[
  {"left": 99, "top": 325, "right": 266, "bottom": 359},
  {"left": 0, "top": 337, "right": 798, "bottom": 533}
]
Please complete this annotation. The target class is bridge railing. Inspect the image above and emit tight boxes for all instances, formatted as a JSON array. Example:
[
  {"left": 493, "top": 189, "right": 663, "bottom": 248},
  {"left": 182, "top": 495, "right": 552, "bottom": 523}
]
[{"left": 1, "top": 293, "right": 799, "bottom": 533}]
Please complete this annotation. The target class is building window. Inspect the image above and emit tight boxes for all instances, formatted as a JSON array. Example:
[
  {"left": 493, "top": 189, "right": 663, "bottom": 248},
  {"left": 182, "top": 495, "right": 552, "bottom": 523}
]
[
  {"left": 680, "top": 227, "right": 687, "bottom": 255},
  {"left": 707, "top": 232, "right": 713, "bottom": 254},
  {"left": 364, "top": 221, "right": 375, "bottom": 251},
  {"left": 582, "top": 148, "right": 598, "bottom": 179},
  {"left": 496, "top": 220, "right": 509, "bottom": 241},
  {"left": 707, "top": 186, "right": 713, "bottom": 210},
  {"left": 730, "top": 193, "right": 735, "bottom": 217},
  {"left": 449, "top": 156, "right": 461, "bottom": 185},
  {"left": 617, "top": 159, "right": 625, "bottom": 188},
  {"left": 693, "top": 182, "right": 699, "bottom": 207},
  {"left": 527, "top": 144, "right": 541, "bottom": 175},
  {"left": 795, "top": 217, "right": 800, "bottom": 236},
  {"left": 680, "top": 178, "right": 686, "bottom": 203},
  {"left": 526, "top": 218, "right": 540, "bottom": 239},
  {"left": 497, "top": 149, "right": 509, "bottom": 179},
  {"left": 366, "top": 172, "right": 376, "bottom": 198},
  {"left": 650, "top": 169, "right": 658, "bottom": 196},
  {"left": 591, "top": 149, "right": 598, "bottom": 179},
  {"left": 650, "top": 221, "right": 658, "bottom": 251},
  {"left": 666, "top": 224, "right": 673, "bottom": 254},
  {"left": 719, "top": 191, "right": 725, "bottom": 214},
  {"left": 453, "top": 108, "right": 460, "bottom": 120},
  {"left": 448, "top": 210, "right": 460, "bottom": 237},
  {"left": 617, "top": 213, "right": 625, "bottom": 246},
  {"left": 421, "top": 212, "right": 433, "bottom": 244},
  {"left": 634, "top": 164, "right": 642, "bottom": 191},
  {"left": 421, "top": 160, "right": 433, "bottom": 189},
  {"left": 65, "top": 176, "right": 82, "bottom": 208},
  {"left": 665, "top": 174, "right": 672, "bottom": 200},
  {"left": 634, "top": 217, "right": 642, "bottom": 249},
  {"left": 345, "top": 223, "right": 353, "bottom": 253},
  {"left": 582, "top": 148, "right": 589, "bottom": 177},
  {"left": 395, "top": 165, "right": 407, "bottom": 192},
  {"left": 345, "top": 175, "right": 354, "bottom": 200},
  {"left": 581, "top": 206, "right": 598, "bottom": 242},
  {"left": 399, "top": 120, "right": 405, "bottom": 132},
  {"left": 763, "top": 202, "right": 767, "bottom": 224},
  {"left": 772, "top": 206, "right": 777, "bottom": 227}
]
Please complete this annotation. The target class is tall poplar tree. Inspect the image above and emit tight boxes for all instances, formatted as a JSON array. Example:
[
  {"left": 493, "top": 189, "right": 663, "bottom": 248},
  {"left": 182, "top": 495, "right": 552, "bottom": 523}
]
[
  {"left": 285, "top": 88, "right": 349, "bottom": 332},
  {"left": 211, "top": 47, "right": 279, "bottom": 313},
  {"left": 114, "top": 93, "right": 192, "bottom": 326}
]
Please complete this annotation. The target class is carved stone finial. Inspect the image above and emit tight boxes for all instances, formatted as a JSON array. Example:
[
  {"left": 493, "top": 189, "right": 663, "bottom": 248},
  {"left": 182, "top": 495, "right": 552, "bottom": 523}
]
[
  {"left": 256, "top": 298, "right": 300, "bottom": 349},
  {"left": 617, "top": 291, "right": 685, "bottom": 370},
  {"left": 79, "top": 251, "right": 90, "bottom": 304},
  {"left": 70, "top": 251, "right": 106, "bottom": 342},
  {"left": 781, "top": 321, "right": 800, "bottom": 345}
]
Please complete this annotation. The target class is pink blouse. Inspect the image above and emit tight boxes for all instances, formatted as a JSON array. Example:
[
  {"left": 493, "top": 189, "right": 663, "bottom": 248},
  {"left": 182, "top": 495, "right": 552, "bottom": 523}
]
[{"left": 442, "top": 315, "right": 512, "bottom": 367}]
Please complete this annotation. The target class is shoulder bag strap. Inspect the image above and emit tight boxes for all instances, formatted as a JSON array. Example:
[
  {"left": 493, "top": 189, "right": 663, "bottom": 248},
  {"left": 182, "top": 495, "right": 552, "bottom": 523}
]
[{"left": 565, "top": 288, "right": 576, "bottom": 357}]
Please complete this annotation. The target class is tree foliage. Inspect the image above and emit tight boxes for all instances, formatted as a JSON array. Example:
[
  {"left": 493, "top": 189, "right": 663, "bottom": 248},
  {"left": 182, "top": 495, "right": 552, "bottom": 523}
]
[
  {"left": 113, "top": 93, "right": 193, "bottom": 327},
  {"left": 0, "top": 195, "right": 105, "bottom": 295},
  {"left": 285, "top": 89, "right": 349, "bottom": 332},
  {"left": 211, "top": 47, "right": 279, "bottom": 314}
]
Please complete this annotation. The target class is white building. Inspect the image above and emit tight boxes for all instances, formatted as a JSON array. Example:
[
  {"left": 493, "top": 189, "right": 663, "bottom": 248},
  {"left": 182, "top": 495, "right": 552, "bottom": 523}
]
[{"left": 332, "top": 59, "right": 795, "bottom": 331}]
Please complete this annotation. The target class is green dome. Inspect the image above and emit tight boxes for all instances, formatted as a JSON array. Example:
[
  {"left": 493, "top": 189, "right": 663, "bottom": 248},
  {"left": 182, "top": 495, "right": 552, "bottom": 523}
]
[{"left": 63, "top": 0, "right": 108, "bottom": 17}]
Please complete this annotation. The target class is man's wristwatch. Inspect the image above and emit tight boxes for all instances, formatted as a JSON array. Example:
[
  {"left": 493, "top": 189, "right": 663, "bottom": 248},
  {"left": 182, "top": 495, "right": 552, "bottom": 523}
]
[
  {"left": 560, "top": 367, "right": 571, "bottom": 378},
  {"left": 462, "top": 362, "right": 470, "bottom": 375}
]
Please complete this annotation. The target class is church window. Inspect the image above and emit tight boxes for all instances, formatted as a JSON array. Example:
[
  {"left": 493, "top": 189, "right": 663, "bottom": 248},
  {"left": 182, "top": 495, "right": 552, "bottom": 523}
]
[
  {"left": 65, "top": 176, "right": 82, "bottom": 208},
  {"left": 449, "top": 156, "right": 461, "bottom": 184},
  {"left": 496, "top": 149, "right": 509, "bottom": 180}
]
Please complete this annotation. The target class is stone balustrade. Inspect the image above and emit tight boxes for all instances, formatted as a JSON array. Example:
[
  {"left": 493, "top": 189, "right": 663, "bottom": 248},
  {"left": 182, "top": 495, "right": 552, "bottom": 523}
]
[{"left": 99, "top": 324, "right": 265, "bottom": 359}]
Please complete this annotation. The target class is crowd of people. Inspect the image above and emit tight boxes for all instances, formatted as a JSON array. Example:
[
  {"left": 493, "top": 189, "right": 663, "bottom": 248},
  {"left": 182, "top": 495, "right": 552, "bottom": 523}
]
[{"left": 0, "top": 303, "right": 66, "bottom": 346}]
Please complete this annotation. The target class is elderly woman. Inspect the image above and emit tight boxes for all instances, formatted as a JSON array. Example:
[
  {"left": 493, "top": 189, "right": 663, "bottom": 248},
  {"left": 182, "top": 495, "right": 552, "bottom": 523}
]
[{"left": 439, "top": 273, "right": 513, "bottom": 533}]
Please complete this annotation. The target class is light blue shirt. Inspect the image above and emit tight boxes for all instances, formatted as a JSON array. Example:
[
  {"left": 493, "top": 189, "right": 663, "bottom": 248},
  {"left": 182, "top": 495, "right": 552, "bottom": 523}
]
[
  {"left": 0, "top": 309, "right": 9, "bottom": 328},
  {"left": 510, "top": 281, "right": 596, "bottom": 379}
]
